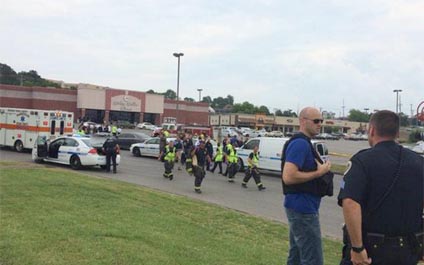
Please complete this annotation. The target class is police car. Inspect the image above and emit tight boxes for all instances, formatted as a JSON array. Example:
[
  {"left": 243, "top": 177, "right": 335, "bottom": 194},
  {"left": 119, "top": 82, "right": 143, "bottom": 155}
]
[
  {"left": 32, "top": 135, "right": 121, "bottom": 170},
  {"left": 130, "top": 137, "right": 176, "bottom": 157}
]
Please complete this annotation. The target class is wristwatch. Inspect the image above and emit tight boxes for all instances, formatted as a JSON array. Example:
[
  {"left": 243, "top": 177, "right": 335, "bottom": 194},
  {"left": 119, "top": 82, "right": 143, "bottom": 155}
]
[{"left": 351, "top": 245, "right": 365, "bottom": 253}]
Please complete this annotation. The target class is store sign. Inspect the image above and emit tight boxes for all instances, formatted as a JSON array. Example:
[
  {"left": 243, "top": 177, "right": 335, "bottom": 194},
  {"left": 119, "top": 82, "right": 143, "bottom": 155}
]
[{"left": 111, "top": 95, "right": 141, "bottom": 112}]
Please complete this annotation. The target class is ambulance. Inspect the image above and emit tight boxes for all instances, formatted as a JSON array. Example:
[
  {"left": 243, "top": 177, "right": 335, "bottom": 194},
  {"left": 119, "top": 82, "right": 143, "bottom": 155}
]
[{"left": 0, "top": 107, "right": 74, "bottom": 152}]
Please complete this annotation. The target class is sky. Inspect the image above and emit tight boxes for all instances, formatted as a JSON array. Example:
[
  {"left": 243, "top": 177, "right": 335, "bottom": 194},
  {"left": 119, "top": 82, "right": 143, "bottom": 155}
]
[{"left": 1, "top": 0, "right": 423, "bottom": 117}]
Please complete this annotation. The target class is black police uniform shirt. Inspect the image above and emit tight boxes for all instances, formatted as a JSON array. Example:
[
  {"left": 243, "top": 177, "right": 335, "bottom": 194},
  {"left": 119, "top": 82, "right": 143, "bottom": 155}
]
[
  {"left": 103, "top": 138, "right": 117, "bottom": 153},
  {"left": 195, "top": 148, "right": 208, "bottom": 167},
  {"left": 338, "top": 140, "right": 424, "bottom": 236}
]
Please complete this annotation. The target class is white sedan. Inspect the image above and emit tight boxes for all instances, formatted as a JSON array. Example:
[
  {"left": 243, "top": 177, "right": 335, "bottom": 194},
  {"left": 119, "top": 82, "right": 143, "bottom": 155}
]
[
  {"left": 136, "top": 122, "right": 155, "bottom": 130},
  {"left": 32, "top": 136, "right": 121, "bottom": 170},
  {"left": 130, "top": 138, "right": 176, "bottom": 157}
]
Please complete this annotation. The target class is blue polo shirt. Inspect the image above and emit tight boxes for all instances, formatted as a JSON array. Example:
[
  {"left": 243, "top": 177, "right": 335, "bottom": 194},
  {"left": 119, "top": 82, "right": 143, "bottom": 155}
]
[{"left": 283, "top": 138, "right": 321, "bottom": 214}]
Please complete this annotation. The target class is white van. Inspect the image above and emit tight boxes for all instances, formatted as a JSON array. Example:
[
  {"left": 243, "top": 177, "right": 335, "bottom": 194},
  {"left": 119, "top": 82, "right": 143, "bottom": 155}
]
[{"left": 236, "top": 137, "right": 329, "bottom": 171}]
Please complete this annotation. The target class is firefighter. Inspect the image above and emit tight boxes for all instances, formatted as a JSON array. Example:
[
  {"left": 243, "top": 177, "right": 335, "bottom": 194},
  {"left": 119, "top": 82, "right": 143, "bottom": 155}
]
[
  {"left": 223, "top": 138, "right": 232, "bottom": 177},
  {"left": 191, "top": 140, "right": 211, "bottom": 194},
  {"left": 242, "top": 145, "right": 266, "bottom": 190},
  {"left": 210, "top": 142, "right": 224, "bottom": 174},
  {"left": 183, "top": 133, "right": 194, "bottom": 175},
  {"left": 162, "top": 140, "right": 176, "bottom": 180},
  {"left": 227, "top": 142, "right": 238, "bottom": 182}
]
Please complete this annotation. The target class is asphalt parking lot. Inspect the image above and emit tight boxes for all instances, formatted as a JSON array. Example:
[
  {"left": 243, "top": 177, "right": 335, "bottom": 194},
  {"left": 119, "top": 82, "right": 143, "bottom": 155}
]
[{"left": 0, "top": 138, "right": 369, "bottom": 240}]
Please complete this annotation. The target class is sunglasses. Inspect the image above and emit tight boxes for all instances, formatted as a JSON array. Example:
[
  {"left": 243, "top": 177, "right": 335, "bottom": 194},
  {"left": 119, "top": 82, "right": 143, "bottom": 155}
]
[{"left": 304, "top": 118, "right": 324, "bottom": 124}]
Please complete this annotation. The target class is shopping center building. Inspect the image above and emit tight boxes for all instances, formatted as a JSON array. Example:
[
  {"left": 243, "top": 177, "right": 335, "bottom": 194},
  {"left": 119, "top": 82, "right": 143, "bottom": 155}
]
[
  {"left": 0, "top": 84, "right": 209, "bottom": 126},
  {"left": 209, "top": 113, "right": 367, "bottom": 134}
]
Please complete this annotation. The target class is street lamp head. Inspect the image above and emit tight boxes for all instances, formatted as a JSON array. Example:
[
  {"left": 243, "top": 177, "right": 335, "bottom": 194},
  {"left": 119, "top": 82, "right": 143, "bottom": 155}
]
[
  {"left": 393, "top": 89, "right": 402, "bottom": 92},
  {"left": 173, "top": 52, "right": 184, "bottom": 57}
]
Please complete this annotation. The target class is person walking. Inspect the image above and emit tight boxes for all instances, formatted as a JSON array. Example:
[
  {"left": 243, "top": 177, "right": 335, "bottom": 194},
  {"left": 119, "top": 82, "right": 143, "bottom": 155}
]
[
  {"left": 210, "top": 142, "right": 224, "bottom": 174},
  {"left": 242, "top": 145, "right": 266, "bottom": 191},
  {"left": 223, "top": 139, "right": 232, "bottom": 177},
  {"left": 183, "top": 133, "right": 194, "bottom": 175},
  {"left": 227, "top": 142, "right": 238, "bottom": 183},
  {"left": 281, "top": 107, "right": 332, "bottom": 265},
  {"left": 205, "top": 138, "right": 214, "bottom": 171},
  {"left": 162, "top": 140, "right": 176, "bottom": 180},
  {"left": 191, "top": 140, "right": 211, "bottom": 194},
  {"left": 338, "top": 110, "right": 423, "bottom": 265},
  {"left": 102, "top": 136, "right": 120, "bottom": 173}
]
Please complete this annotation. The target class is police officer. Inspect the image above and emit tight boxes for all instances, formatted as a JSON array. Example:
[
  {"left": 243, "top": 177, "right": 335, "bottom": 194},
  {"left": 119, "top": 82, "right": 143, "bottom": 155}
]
[
  {"left": 102, "top": 136, "right": 120, "bottom": 173},
  {"left": 162, "top": 140, "right": 176, "bottom": 180},
  {"left": 338, "top": 110, "right": 424, "bottom": 265},
  {"left": 242, "top": 145, "right": 266, "bottom": 191},
  {"left": 191, "top": 140, "right": 211, "bottom": 194}
]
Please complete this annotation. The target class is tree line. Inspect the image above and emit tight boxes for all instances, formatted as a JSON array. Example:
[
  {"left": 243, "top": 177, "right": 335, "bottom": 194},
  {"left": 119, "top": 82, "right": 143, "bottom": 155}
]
[
  {"left": 5, "top": 63, "right": 411, "bottom": 123},
  {"left": 0, "top": 63, "right": 63, "bottom": 88}
]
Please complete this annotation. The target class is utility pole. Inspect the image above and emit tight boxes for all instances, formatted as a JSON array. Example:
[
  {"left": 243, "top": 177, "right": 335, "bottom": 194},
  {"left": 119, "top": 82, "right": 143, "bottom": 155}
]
[
  {"left": 393, "top": 89, "right": 402, "bottom": 114},
  {"left": 342, "top": 99, "right": 345, "bottom": 119}
]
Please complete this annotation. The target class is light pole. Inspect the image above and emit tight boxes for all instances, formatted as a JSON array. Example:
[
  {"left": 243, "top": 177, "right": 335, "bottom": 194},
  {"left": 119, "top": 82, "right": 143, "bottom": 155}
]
[
  {"left": 364, "top": 108, "right": 369, "bottom": 114},
  {"left": 197, "top": 88, "right": 203, "bottom": 102},
  {"left": 393, "top": 89, "right": 402, "bottom": 114},
  {"left": 173, "top": 52, "right": 184, "bottom": 123}
]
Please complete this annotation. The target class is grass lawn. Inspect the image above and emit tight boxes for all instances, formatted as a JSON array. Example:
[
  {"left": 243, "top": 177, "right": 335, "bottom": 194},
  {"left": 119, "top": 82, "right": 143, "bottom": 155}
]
[{"left": 0, "top": 161, "right": 342, "bottom": 265}]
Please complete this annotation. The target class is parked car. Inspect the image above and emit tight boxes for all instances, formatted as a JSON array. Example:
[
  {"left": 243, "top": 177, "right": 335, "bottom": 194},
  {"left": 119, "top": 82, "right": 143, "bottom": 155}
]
[
  {"left": 115, "top": 120, "right": 136, "bottom": 129},
  {"left": 136, "top": 122, "right": 155, "bottom": 130},
  {"left": 236, "top": 137, "right": 328, "bottom": 172},
  {"left": 265, "top": 131, "right": 284, "bottom": 137},
  {"left": 32, "top": 135, "right": 121, "bottom": 170},
  {"left": 114, "top": 132, "right": 150, "bottom": 150},
  {"left": 412, "top": 141, "right": 424, "bottom": 155},
  {"left": 130, "top": 137, "right": 176, "bottom": 157}
]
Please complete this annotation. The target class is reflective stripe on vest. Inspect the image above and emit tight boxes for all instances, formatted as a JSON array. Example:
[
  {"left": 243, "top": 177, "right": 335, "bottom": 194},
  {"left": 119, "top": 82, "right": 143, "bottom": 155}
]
[
  {"left": 215, "top": 146, "right": 223, "bottom": 162},
  {"left": 165, "top": 146, "right": 176, "bottom": 161},
  {"left": 229, "top": 149, "right": 238, "bottom": 163},
  {"left": 248, "top": 153, "right": 259, "bottom": 168}
]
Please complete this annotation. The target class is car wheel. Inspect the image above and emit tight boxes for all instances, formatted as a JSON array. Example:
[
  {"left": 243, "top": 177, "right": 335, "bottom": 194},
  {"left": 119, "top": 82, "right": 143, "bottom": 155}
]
[
  {"left": 133, "top": 147, "right": 141, "bottom": 157},
  {"left": 70, "top": 155, "right": 82, "bottom": 170},
  {"left": 14, "top": 140, "right": 24, "bottom": 152},
  {"left": 100, "top": 165, "right": 107, "bottom": 170},
  {"left": 237, "top": 157, "right": 245, "bottom": 172}
]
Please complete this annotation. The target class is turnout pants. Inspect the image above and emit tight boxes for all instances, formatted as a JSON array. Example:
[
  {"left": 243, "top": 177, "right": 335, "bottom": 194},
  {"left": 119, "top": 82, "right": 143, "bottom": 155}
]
[
  {"left": 228, "top": 162, "right": 237, "bottom": 180},
  {"left": 211, "top": 161, "right": 223, "bottom": 173},
  {"left": 105, "top": 151, "right": 117, "bottom": 173},
  {"left": 164, "top": 160, "right": 174, "bottom": 178},
  {"left": 193, "top": 166, "right": 206, "bottom": 190},
  {"left": 243, "top": 167, "right": 264, "bottom": 187}
]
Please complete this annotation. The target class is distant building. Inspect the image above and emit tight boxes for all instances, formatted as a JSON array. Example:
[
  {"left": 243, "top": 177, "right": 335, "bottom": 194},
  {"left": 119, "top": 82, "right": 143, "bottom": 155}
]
[
  {"left": 209, "top": 113, "right": 367, "bottom": 134},
  {"left": 0, "top": 84, "right": 209, "bottom": 126}
]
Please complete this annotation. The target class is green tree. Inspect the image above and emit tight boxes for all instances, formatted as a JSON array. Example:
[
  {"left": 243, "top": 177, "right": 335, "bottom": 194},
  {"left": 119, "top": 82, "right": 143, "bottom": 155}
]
[
  {"left": 162, "top": 89, "right": 177, "bottom": 99},
  {"left": 282, "top": 109, "right": 298, "bottom": 117},
  {"left": 202, "top": 96, "right": 212, "bottom": 104},
  {"left": 275, "top": 109, "right": 284, "bottom": 116},
  {"left": 184, "top": 97, "right": 195, "bottom": 102},
  {"left": 257, "top": 105, "right": 270, "bottom": 115},
  {"left": 348, "top": 109, "right": 370, "bottom": 122},
  {"left": 146, "top": 89, "right": 156, "bottom": 94},
  {"left": 0, "top": 63, "right": 19, "bottom": 85},
  {"left": 399, "top": 112, "right": 409, "bottom": 127}
]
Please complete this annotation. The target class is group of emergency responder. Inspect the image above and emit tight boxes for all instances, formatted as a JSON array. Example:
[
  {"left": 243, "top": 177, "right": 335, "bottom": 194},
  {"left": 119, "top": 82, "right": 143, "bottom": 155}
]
[{"left": 158, "top": 132, "right": 266, "bottom": 194}]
